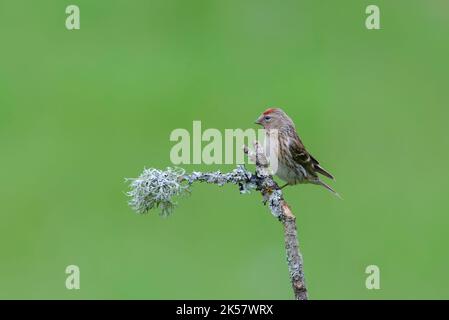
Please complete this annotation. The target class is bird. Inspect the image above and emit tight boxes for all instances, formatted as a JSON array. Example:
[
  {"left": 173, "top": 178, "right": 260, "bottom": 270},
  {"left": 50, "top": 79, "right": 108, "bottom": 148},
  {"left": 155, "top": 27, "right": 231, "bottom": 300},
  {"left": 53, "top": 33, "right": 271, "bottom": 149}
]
[{"left": 255, "top": 107, "right": 339, "bottom": 197}]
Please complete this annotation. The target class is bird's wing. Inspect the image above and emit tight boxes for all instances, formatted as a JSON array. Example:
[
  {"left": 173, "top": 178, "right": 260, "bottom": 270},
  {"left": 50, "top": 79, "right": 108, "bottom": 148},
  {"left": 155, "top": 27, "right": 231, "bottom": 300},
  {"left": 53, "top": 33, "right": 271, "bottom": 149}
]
[
  {"left": 310, "top": 155, "right": 334, "bottom": 180},
  {"left": 289, "top": 135, "right": 318, "bottom": 179},
  {"left": 290, "top": 134, "right": 334, "bottom": 180}
]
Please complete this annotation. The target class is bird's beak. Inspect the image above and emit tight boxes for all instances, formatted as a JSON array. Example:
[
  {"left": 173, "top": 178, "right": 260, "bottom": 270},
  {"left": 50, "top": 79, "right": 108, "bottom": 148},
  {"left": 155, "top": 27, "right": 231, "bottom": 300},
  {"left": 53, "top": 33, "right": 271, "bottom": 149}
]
[{"left": 255, "top": 116, "right": 262, "bottom": 125}]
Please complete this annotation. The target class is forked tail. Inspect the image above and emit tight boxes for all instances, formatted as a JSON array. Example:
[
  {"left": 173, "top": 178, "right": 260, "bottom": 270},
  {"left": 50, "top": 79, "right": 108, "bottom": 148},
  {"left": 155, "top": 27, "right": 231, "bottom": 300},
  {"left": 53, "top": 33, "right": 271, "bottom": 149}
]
[{"left": 313, "top": 180, "right": 342, "bottom": 199}]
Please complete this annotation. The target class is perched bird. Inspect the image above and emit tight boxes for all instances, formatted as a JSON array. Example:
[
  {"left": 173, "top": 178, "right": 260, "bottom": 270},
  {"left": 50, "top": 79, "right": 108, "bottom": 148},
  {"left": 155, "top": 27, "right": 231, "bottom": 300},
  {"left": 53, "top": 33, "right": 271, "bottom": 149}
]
[{"left": 255, "top": 107, "right": 339, "bottom": 196}]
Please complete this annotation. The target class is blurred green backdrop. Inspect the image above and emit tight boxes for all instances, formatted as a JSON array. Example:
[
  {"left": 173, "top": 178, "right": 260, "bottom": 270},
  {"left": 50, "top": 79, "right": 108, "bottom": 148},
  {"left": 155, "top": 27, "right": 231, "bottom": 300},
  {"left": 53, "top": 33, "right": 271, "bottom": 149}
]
[{"left": 0, "top": 0, "right": 448, "bottom": 299}]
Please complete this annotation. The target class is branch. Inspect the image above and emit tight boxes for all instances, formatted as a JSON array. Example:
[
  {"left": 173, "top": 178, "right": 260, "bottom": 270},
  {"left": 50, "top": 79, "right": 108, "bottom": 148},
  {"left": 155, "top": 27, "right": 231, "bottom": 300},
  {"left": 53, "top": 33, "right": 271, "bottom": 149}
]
[
  {"left": 126, "top": 141, "right": 308, "bottom": 300},
  {"left": 243, "top": 142, "right": 308, "bottom": 300}
]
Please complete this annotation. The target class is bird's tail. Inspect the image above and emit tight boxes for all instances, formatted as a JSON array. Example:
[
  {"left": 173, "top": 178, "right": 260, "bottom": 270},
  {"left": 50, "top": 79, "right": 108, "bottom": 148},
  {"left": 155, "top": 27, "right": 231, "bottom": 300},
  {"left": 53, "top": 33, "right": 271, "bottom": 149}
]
[{"left": 313, "top": 180, "right": 342, "bottom": 199}]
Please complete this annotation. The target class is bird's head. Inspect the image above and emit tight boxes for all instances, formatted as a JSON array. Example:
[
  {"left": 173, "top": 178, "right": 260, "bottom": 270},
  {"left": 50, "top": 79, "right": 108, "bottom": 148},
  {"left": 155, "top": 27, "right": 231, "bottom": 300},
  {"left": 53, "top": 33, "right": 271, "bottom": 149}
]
[{"left": 255, "top": 107, "right": 294, "bottom": 130}]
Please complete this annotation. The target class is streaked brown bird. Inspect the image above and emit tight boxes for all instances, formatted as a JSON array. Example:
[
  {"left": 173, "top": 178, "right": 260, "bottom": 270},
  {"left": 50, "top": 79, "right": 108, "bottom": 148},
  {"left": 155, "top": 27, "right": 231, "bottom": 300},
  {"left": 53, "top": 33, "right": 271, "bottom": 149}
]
[{"left": 255, "top": 107, "right": 339, "bottom": 196}]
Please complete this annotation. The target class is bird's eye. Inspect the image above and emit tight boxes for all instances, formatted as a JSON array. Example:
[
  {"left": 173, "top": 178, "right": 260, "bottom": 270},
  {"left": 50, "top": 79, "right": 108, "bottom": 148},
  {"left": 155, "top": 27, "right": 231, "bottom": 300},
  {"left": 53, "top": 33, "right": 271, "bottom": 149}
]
[{"left": 264, "top": 116, "right": 271, "bottom": 121}]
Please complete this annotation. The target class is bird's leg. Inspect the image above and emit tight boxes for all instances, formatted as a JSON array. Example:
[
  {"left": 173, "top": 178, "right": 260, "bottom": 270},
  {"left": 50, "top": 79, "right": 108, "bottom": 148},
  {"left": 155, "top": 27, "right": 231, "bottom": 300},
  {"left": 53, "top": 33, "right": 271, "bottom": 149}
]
[{"left": 280, "top": 183, "right": 289, "bottom": 189}]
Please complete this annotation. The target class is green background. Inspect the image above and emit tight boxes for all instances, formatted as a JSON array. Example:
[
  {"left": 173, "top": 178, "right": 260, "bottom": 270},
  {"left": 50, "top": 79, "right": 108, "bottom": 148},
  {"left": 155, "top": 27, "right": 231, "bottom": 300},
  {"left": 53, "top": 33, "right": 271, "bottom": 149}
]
[{"left": 0, "top": 0, "right": 448, "bottom": 299}]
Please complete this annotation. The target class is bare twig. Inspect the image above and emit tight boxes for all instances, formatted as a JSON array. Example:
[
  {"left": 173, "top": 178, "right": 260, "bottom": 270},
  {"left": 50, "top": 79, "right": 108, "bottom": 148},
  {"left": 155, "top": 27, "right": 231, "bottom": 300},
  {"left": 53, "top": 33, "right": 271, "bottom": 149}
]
[{"left": 127, "top": 141, "right": 308, "bottom": 300}]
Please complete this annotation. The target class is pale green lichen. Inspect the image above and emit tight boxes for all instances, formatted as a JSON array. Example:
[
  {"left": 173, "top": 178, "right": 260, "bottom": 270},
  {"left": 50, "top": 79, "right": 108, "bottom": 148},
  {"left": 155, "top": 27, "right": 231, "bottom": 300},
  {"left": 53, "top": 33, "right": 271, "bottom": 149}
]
[{"left": 126, "top": 167, "right": 188, "bottom": 217}]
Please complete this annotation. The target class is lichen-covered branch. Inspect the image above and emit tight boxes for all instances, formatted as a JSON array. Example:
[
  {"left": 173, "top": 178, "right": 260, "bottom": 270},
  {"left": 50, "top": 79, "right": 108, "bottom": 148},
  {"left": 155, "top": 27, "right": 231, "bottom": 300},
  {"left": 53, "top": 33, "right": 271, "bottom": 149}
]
[
  {"left": 244, "top": 142, "right": 308, "bottom": 300},
  {"left": 126, "top": 141, "right": 308, "bottom": 300},
  {"left": 126, "top": 166, "right": 256, "bottom": 216}
]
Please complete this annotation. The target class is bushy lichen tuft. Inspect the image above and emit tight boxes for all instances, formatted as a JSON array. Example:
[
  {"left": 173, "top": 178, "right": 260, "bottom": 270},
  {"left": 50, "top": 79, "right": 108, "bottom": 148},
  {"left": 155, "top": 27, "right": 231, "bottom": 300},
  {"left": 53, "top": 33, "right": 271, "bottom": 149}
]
[{"left": 127, "top": 167, "right": 188, "bottom": 216}]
